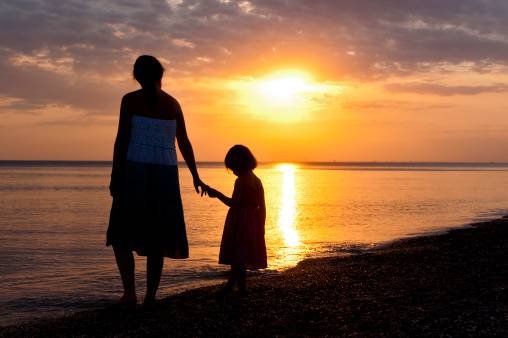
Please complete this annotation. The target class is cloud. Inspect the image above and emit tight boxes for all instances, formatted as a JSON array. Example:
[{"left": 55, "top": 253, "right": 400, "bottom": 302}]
[
  {"left": 1, "top": 0, "right": 508, "bottom": 117},
  {"left": 0, "top": 50, "right": 127, "bottom": 114},
  {"left": 0, "top": 96, "right": 47, "bottom": 113},
  {"left": 385, "top": 82, "right": 508, "bottom": 96}
]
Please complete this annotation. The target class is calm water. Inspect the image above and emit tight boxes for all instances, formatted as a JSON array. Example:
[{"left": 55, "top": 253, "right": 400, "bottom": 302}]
[{"left": 1, "top": 162, "right": 508, "bottom": 326}]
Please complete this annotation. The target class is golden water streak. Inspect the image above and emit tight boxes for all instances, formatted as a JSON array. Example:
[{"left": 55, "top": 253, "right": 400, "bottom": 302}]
[{"left": 276, "top": 164, "right": 300, "bottom": 247}]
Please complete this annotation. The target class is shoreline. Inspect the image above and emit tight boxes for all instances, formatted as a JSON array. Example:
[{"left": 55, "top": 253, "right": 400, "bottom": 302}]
[
  {"left": 2, "top": 160, "right": 508, "bottom": 169},
  {"left": 1, "top": 216, "right": 507, "bottom": 337}
]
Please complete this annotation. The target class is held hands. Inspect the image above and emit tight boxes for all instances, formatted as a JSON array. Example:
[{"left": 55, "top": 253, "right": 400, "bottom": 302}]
[
  {"left": 193, "top": 177, "right": 209, "bottom": 196},
  {"left": 206, "top": 187, "right": 220, "bottom": 198},
  {"left": 193, "top": 177, "right": 219, "bottom": 198}
]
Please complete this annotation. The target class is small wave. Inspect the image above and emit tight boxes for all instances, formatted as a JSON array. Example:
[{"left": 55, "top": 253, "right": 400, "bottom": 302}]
[
  {"left": 473, "top": 209, "right": 508, "bottom": 221},
  {"left": 2, "top": 295, "right": 111, "bottom": 309},
  {"left": 318, "top": 242, "right": 379, "bottom": 256},
  {"left": 0, "top": 185, "right": 107, "bottom": 191}
]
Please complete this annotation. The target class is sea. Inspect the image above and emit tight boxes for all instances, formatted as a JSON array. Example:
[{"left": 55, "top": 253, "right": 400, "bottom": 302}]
[{"left": 1, "top": 161, "right": 508, "bottom": 326}]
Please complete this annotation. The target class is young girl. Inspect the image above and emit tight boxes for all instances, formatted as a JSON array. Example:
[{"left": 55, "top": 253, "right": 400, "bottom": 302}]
[{"left": 207, "top": 145, "right": 267, "bottom": 294}]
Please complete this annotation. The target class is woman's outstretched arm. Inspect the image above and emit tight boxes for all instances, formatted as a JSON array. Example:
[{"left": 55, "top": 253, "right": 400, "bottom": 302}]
[
  {"left": 110, "top": 96, "right": 131, "bottom": 197},
  {"left": 175, "top": 102, "right": 206, "bottom": 194}
]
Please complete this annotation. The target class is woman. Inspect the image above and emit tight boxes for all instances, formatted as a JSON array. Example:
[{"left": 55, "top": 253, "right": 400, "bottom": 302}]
[{"left": 107, "top": 55, "right": 207, "bottom": 306}]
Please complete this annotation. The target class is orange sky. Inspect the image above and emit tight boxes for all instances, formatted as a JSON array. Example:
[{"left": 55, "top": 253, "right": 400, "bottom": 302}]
[{"left": 1, "top": 1, "right": 508, "bottom": 162}]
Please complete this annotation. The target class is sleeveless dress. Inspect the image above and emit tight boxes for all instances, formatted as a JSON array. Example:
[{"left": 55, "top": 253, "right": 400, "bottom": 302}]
[
  {"left": 219, "top": 178, "right": 267, "bottom": 270},
  {"left": 106, "top": 115, "right": 188, "bottom": 258}
]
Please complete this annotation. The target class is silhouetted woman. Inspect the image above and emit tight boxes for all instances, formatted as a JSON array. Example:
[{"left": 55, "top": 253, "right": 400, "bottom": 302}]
[{"left": 107, "top": 55, "right": 207, "bottom": 306}]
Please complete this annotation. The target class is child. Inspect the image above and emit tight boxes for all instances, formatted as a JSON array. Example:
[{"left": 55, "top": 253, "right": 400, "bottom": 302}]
[{"left": 207, "top": 145, "right": 267, "bottom": 294}]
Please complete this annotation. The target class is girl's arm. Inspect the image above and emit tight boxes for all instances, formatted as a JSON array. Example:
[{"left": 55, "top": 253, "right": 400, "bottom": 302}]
[
  {"left": 208, "top": 179, "right": 243, "bottom": 207},
  {"left": 175, "top": 101, "right": 206, "bottom": 195},
  {"left": 208, "top": 188, "right": 233, "bottom": 207},
  {"left": 110, "top": 96, "right": 131, "bottom": 197}
]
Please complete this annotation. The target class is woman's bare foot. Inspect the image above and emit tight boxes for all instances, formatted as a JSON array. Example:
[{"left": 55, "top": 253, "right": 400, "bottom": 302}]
[
  {"left": 118, "top": 294, "right": 137, "bottom": 306},
  {"left": 142, "top": 296, "right": 158, "bottom": 309}
]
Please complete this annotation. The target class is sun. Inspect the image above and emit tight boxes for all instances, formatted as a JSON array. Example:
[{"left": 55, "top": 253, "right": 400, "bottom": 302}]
[
  {"left": 257, "top": 72, "right": 312, "bottom": 102},
  {"left": 228, "top": 69, "right": 343, "bottom": 122}
]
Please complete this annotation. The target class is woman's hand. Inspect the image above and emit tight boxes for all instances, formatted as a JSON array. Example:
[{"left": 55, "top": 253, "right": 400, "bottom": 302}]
[
  {"left": 109, "top": 180, "right": 119, "bottom": 198},
  {"left": 193, "top": 177, "right": 208, "bottom": 196}
]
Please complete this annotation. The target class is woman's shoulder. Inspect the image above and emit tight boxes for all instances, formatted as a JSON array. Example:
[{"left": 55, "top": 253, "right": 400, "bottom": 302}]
[
  {"left": 160, "top": 91, "right": 180, "bottom": 106},
  {"left": 122, "top": 90, "right": 178, "bottom": 103},
  {"left": 122, "top": 89, "right": 143, "bottom": 100},
  {"left": 121, "top": 90, "right": 182, "bottom": 118},
  {"left": 160, "top": 92, "right": 184, "bottom": 117}
]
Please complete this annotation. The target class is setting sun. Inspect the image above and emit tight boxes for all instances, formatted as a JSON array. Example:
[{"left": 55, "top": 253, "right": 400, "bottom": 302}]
[
  {"left": 229, "top": 69, "right": 343, "bottom": 122},
  {"left": 257, "top": 72, "right": 311, "bottom": 102}
]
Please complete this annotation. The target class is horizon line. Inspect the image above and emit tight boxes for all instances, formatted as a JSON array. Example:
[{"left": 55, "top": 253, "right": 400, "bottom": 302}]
[{"left": 1, "top": 160, "right": 508, "bottom": 165}]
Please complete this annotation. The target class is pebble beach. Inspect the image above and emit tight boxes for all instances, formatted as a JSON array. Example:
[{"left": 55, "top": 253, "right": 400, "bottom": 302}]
[{"left": 1, "top": 216, "right": 507, "bottom": 337}]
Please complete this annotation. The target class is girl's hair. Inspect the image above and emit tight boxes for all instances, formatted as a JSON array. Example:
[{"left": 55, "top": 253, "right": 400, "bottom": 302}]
[
  {"left": 225, "top": 145, "right": 257, "bottom": 173},
  {"left": 133, "top": 55, "right": 164, "bottom": 108}
]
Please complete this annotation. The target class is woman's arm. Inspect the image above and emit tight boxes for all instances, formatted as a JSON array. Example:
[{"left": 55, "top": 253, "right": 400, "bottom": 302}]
[
  {"left": 175, "top": 101, "right": 206, "bottom": 194},
  {"left": 110, "top": 96, "right": 131, "bottom": 197}
]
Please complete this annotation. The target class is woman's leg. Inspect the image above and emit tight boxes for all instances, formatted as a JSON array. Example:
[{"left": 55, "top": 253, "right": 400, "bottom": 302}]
[
  {"left": 145, "top": 254, "right": 164, "bottom": 303},
  {"left": 236, "top": 265, "right": 247, "bottom": 293},
  {"left": 225, "top": 265, "right": 237, "bottom": 290},
  {"left": 113, "top": 246, "right": 136, "bottom": 301}
]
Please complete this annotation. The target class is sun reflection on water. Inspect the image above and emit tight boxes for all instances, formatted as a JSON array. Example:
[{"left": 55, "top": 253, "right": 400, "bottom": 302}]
[{"left": 276, "top": 164, "right": 300, "bottom": 247}]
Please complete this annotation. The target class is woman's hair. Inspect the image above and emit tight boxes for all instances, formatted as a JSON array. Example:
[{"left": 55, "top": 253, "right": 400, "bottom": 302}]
[
  {"left": 133, "top": 55, "right": 164, "bottom": 107},
  {"left": 225, "top": 145, "right": 257, "bottom": 173}
]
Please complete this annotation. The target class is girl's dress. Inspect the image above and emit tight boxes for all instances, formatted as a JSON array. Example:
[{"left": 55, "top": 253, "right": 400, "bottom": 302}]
[
  {"left": 219, "top": 178, "right": 267, "bottom": 270},
  {"left": 107, "top": 115, "right": 188, "bottom": 258}
]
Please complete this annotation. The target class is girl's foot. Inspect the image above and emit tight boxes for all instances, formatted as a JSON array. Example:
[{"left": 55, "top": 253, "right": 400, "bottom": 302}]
[
  {"left": 215, "top": 284, "right": 234, "bottom": 298},
  {"left": 237, "top": 287, "right": 248, "bottom": 297}
]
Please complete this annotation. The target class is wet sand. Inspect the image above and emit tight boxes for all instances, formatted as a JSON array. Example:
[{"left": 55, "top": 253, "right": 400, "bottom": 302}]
[{"left": 1, "top": 217, "right": 507, "bottom": 337}]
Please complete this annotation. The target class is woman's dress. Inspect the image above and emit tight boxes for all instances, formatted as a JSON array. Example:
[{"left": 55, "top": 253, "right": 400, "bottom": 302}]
[
  {"left": 219, "top": 178, "right": 267, "bottom": 270},
  {"left": 107, "top": 115, "right": 188, "bottom": 258}
]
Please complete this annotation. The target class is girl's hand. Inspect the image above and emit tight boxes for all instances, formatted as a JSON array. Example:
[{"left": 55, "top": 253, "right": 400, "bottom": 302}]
[{"left": 207, "top": 187, "right": 219, "bottom": 198}]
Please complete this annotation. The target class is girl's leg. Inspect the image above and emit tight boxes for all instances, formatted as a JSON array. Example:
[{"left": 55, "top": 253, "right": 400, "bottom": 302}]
[
  {"left": 145, "top": 254, "right": 164, "bottom": 303},
  {"left": 113, "top": 246, "right": 136, "bottom": 302},
  {"left": 216, "top": 265, "right": 236, "bottom": 297}
]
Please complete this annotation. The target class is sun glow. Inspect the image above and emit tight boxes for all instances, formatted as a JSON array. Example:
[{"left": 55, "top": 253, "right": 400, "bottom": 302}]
[
  {"left": 229, "top": 69, "right": 343, "bottom": 122},
  {"left": 257, "top": 72, "right": 312, "bottom": 102}
]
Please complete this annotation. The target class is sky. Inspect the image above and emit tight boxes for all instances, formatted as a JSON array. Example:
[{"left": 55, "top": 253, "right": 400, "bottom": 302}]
[{"left": 1, "top": 0, "right": 508, "bottom": 162}]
